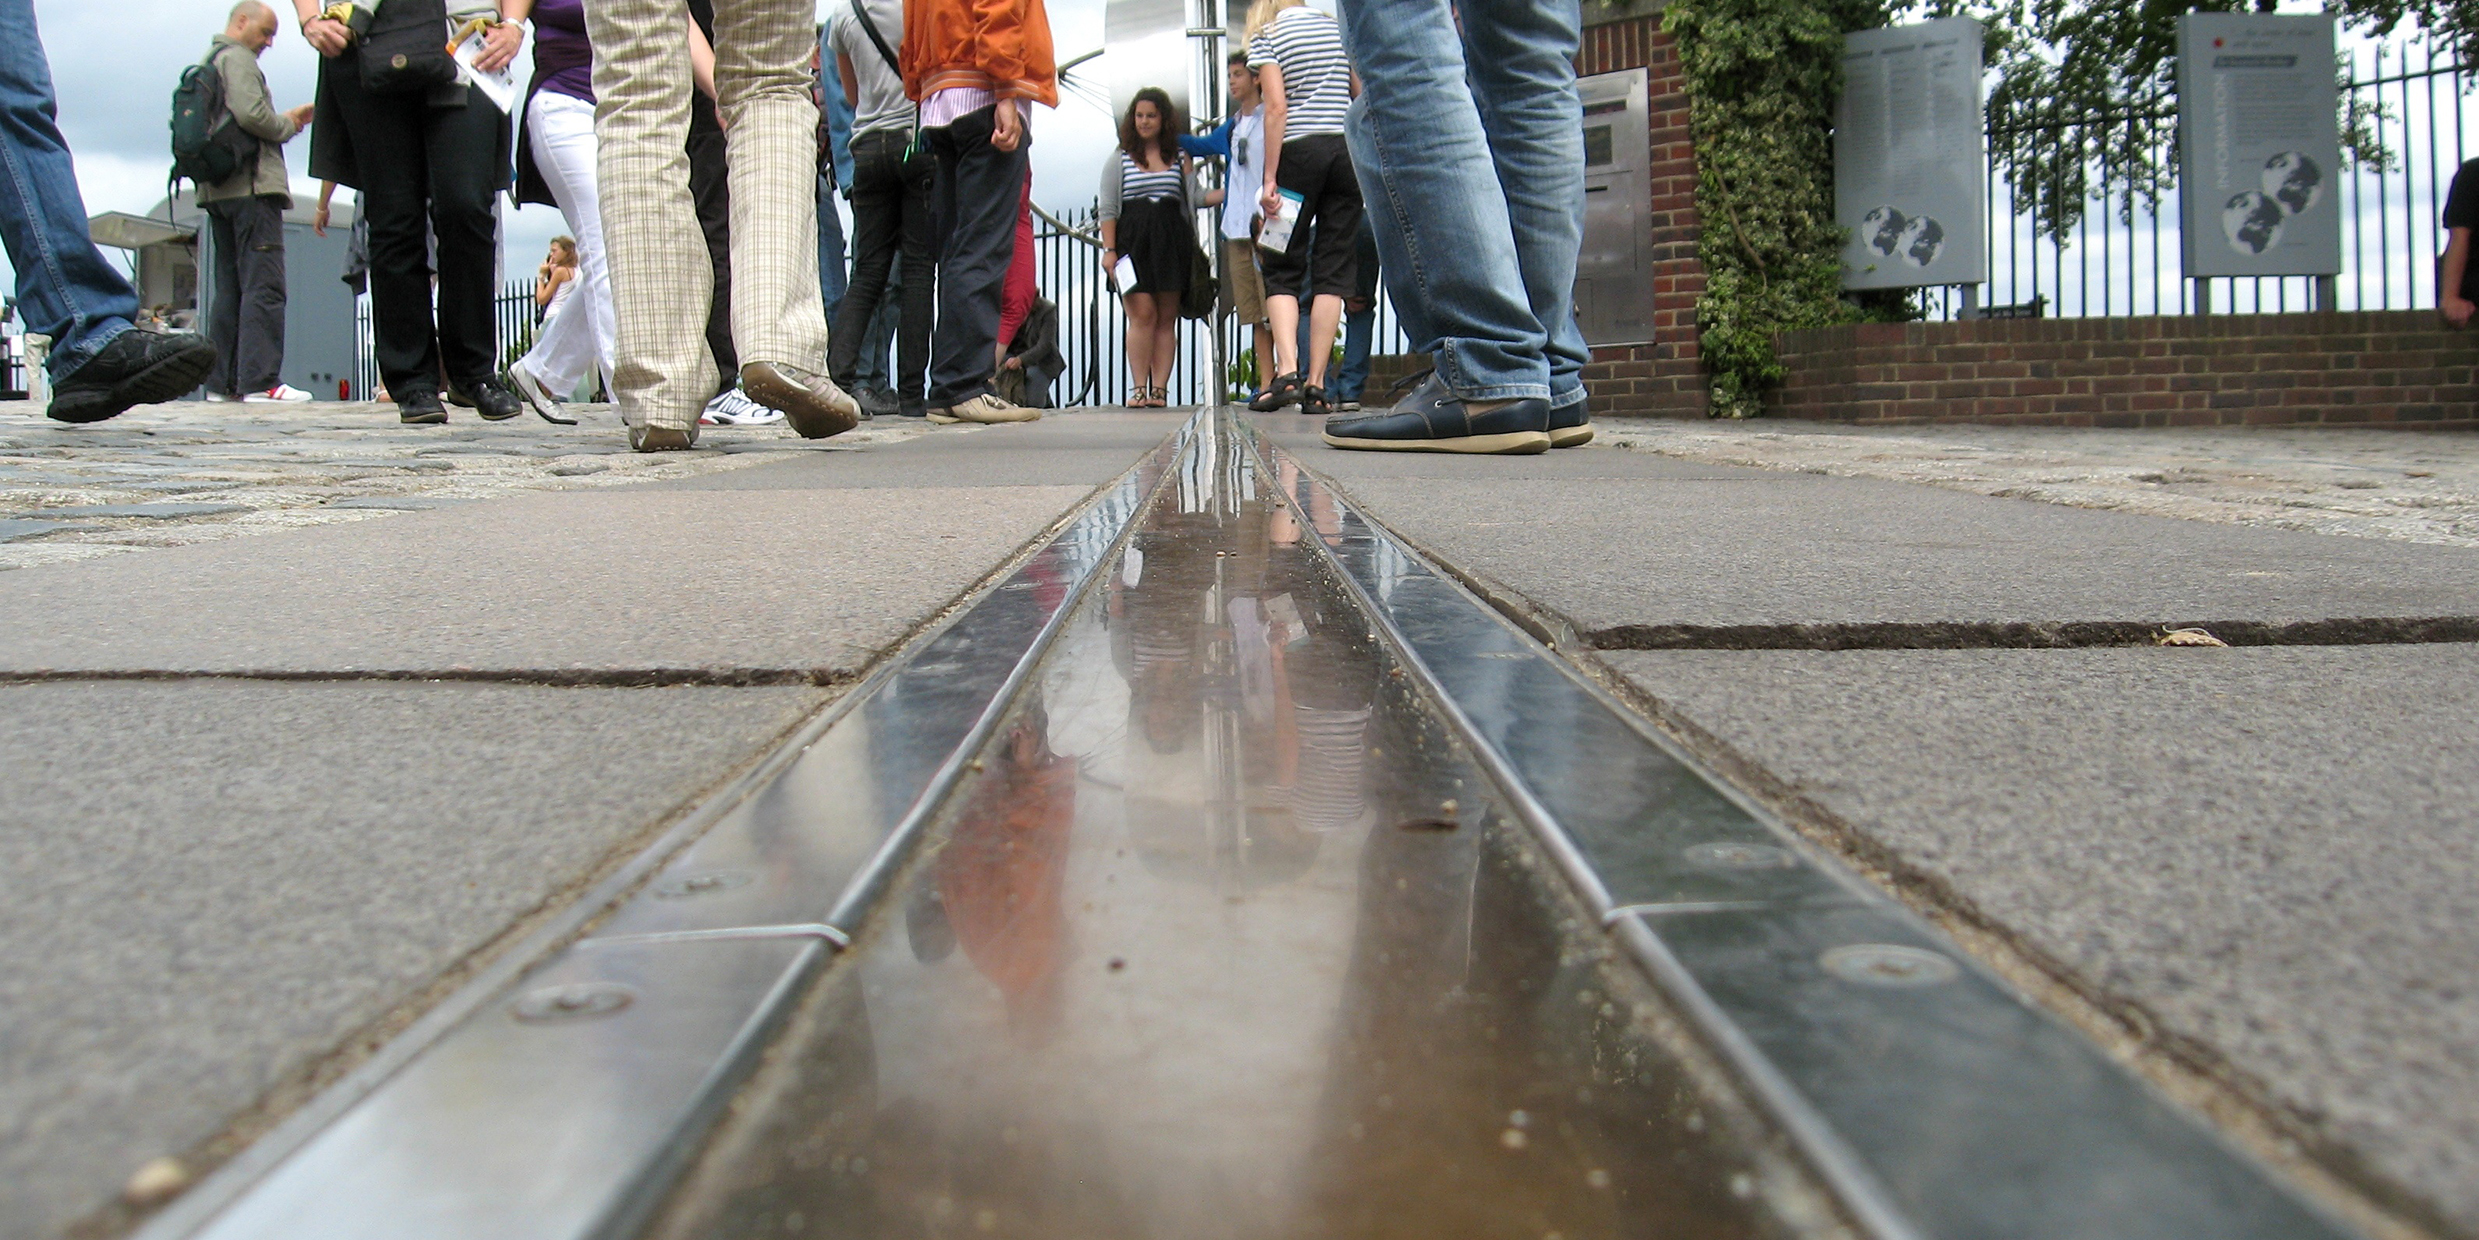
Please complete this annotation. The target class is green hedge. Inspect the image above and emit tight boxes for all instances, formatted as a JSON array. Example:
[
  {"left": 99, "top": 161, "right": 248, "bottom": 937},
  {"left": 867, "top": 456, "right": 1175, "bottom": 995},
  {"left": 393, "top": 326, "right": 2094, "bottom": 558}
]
[{"left": 1664, "top": 0, "right": 1902, "bottom": 416}]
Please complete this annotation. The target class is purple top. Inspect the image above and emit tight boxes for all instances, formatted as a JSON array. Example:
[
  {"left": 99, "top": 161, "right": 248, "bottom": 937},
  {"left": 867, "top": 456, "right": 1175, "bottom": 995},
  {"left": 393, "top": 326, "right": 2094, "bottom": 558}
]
[{"left": 531, "top": 0, "right": 594, "bottom": 104}]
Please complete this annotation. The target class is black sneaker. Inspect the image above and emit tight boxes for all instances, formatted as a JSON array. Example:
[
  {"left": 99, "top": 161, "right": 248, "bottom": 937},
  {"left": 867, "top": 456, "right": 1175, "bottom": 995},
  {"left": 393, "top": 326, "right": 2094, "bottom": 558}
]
[
  {"left": 1548, "top": 396, "right": 1594, "bottom": 448},
  {"left": 1247, "top": 371, "right": 1302, "bottom": 412},
  {"left": 46, "top": 328, "right": 218, "bottom": 424},
  {"left": 856, "top": 386, "right": 898, "bottom": 420},
  {"left": 1321, "top": 372, "right": 1551, "bottom": 455},
  {"left": 453, "top": 376, "right": 524, "bottom": 421}
]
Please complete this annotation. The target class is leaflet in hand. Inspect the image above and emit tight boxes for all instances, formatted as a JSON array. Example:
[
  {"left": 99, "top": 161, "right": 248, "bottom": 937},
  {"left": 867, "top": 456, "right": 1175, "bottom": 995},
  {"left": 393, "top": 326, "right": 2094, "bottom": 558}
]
[
  {"left": 1257, "top": 189, "right": 1305, "bottom": 254},
  {"left": 449, "top": 26, "right": 519, "bottom": 114},
  {"left": 1112, "top": 254, "right": 1139, "bottom": 294}
]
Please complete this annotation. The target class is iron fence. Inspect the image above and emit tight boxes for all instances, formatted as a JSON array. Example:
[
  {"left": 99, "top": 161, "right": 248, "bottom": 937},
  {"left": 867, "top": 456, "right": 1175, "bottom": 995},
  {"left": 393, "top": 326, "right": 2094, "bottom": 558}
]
[
  {"left": 351, "top": 281, "right": 539, "bottom": 400},
  {"left": 1920, "top": 36, "right": 2477, "bottom": 319}
]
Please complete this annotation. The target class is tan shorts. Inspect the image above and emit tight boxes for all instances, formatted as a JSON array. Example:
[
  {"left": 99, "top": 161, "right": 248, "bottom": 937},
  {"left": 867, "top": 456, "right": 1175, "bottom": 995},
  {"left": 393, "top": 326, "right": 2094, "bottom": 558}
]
[{"left": 1223, "top": 236, "right": 1267, "bottom": 325}]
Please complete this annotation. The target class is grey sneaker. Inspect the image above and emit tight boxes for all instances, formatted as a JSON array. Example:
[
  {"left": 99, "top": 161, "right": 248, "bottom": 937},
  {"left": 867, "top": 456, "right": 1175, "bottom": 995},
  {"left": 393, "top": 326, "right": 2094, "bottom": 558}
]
[
  {"left": 739, "top": 361, "right": 859, "bottom": 439},
  {"left": 628, "top": 421, "right": 699, "bottom": 452},
  {"left": 931, "top": 393, "right": 1040, "bottom": 424}
]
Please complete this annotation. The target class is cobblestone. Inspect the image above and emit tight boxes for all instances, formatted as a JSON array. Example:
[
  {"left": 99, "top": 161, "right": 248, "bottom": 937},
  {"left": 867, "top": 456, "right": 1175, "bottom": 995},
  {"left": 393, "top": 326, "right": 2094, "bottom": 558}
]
[
  {"left": 0, "top": 400, "right": 939, "bottom": 571},
  {"left": 1603, "top": 420, "right": 2479, "bottom": 548}
]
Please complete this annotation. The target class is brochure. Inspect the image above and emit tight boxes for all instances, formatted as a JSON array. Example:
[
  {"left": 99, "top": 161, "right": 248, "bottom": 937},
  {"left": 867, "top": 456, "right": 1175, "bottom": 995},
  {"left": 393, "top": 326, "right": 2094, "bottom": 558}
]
[
  {"left": 1112, "top": 254, "right": 1139, "bottom": 294},
  {"left": 448, "top": 25, "right": 519, "bottom": 114},
  {"left": 1257, "top": 189, "right": 1305, "bottom": 254}
]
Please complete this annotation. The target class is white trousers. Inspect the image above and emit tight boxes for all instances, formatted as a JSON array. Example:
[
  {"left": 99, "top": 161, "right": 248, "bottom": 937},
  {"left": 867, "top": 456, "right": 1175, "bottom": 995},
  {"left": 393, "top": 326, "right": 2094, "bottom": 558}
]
[{"left": 523, "top": 91, "right": 618, "bottom": 395}]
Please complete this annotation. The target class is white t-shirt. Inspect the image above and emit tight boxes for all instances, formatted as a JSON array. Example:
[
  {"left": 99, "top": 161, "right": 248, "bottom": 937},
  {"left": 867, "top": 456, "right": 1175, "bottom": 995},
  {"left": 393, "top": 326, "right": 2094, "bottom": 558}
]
[{"left": 1221, "top": 109, "right": 1265, "bottom": 240}]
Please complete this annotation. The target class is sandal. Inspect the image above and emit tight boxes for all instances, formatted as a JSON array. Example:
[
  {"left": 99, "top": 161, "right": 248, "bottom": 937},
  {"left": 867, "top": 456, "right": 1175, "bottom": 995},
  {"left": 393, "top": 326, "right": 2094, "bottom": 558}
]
[
  {"left": 1300, "top": 384, "right": 1331, "bottom": 417},
  {"left": 1247, "top": 371, "right": 1303, "bottom": 413},
  {"left": 1150, "top": 384, "right": 1171, "bottom": 408}
]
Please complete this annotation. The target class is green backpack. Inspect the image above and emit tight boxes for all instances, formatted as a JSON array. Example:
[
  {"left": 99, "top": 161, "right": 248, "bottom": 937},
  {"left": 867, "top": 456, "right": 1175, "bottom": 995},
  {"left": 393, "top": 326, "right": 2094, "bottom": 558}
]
[{"left": 170, "top": 49, "right": 256, "bottom": 188}]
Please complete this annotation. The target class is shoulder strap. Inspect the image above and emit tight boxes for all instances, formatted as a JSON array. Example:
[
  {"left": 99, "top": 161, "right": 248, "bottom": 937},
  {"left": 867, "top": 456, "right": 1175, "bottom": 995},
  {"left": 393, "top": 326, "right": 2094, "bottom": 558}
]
[{"left": 847, "top": 0, "right": 902, "bottom": 75}]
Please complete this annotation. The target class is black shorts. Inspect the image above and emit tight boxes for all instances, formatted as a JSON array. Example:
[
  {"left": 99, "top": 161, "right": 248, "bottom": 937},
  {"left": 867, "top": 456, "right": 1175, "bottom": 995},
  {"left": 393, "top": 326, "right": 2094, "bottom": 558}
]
[{"left": 1257, "top": 132, "right": 1362, "bottom": 301}]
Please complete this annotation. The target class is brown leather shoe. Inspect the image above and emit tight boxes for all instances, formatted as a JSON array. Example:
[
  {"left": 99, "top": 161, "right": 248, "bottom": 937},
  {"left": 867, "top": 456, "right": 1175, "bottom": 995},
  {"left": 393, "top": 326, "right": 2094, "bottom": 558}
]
[
  {"left": 628, "top": 422, "right": 698, "bottom": 452},
  {"left": 740, "top": 362, "right": 860, "bottom": 440}
]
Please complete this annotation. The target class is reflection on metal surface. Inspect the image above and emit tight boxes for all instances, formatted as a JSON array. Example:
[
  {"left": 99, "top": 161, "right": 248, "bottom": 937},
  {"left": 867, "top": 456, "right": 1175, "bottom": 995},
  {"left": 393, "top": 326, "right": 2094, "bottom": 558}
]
[
  {"left": 166, "top": 430, "right": 1186, "bottom": 1240},
  {"left": 641, "top": 412, "right": 1802, "bottom": 1240},
  {"left": 1249, "top": 415, "right": 2363, "bottom": 1240}
]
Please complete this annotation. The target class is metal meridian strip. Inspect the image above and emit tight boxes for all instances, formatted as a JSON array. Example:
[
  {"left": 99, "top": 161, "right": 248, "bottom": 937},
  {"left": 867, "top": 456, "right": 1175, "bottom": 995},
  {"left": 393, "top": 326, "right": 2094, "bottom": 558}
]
[
  {"left": 149, "top": 423, "right": 1191, "bottom": 1240},
  {"left": 1240, "top": 412, "right": 2360, "bottom": 1240}
]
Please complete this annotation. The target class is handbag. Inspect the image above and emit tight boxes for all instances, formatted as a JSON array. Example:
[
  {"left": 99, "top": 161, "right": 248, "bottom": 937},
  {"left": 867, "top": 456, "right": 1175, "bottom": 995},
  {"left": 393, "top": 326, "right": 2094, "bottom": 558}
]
[
  {"left": 358, "top": 0, "right": 458, "bottom": 96},
  {"left": 1182, "top": 235, "right": 1218, "bottom": 321}
]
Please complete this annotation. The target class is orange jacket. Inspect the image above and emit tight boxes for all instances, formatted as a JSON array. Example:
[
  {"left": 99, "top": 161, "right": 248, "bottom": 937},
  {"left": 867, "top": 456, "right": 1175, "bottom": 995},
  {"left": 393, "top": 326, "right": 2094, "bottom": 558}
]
[{"left": 900, "top": 0, "right": 1058, "bottom": 107}]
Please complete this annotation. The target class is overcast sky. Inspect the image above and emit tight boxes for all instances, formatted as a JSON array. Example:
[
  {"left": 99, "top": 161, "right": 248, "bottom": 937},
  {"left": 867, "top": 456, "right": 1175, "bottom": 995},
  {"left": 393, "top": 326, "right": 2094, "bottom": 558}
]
[{"left": 21, "top": 0, "right": 1140, "bottom": 293}]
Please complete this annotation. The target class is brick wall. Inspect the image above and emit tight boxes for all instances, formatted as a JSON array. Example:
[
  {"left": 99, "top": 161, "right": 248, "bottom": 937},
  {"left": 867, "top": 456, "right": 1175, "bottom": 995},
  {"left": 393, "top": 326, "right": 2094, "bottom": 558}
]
[
  {"left": 1770, "top": 312, "right": 2479, "bottom": 429},
  {"left": 1578, "top": 17, "right": 1709, "bottom": 417}
]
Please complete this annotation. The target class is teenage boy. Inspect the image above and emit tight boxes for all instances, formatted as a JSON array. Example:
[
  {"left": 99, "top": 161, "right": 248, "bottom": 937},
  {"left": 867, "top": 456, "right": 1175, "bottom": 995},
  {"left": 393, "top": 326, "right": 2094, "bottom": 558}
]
[
  {"left": 830, "top": 0, "right": 934, "bottom": 417},
  {"left": 902, "top": 0, "right": 1056, "bottom": 424},
  {"left": 1186, "top": 53, "right": 1271, "bottom": 398}
]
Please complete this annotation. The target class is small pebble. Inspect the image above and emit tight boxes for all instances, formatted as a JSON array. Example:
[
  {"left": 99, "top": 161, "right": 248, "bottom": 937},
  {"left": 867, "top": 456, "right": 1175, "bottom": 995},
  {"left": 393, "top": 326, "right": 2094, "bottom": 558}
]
[{"left": 122, "top": 1156, "right": 191, "bottom": 1206}]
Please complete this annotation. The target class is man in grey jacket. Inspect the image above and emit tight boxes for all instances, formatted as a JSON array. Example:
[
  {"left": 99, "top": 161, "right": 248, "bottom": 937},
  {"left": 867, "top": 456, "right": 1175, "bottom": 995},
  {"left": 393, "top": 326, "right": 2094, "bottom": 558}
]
[{"left": 199, "top": 2, "right": 315, "bottom": 403}]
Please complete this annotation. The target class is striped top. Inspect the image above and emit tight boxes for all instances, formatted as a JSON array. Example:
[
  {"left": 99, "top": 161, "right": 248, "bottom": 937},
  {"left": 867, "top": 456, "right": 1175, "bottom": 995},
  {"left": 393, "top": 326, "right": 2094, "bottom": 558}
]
[
  {"left": 1120, "top": 153, "right": 1186, "bottom": 202},
  {"left": 1248, "top": 6, "right": 1351, "bottom": 140}
]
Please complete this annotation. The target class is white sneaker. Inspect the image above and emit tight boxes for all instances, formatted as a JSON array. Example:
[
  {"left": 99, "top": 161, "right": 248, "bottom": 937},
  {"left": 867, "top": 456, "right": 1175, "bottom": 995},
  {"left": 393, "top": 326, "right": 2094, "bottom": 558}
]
[
  {"left": 203, "top": 391, "right": 238, "bottom": 402},
  {"left": 241, "top": 383, "right": 315, "bottom": 403},
  {"left": 700, "top": 389, "right": 784, "bottom": 426}
]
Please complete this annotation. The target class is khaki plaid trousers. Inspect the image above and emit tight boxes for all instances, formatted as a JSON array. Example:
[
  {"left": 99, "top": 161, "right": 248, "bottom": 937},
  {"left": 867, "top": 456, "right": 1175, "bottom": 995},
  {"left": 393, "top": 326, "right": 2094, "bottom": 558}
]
[{"left": 586, "top": 0, "right": 829, "bottom": 429}]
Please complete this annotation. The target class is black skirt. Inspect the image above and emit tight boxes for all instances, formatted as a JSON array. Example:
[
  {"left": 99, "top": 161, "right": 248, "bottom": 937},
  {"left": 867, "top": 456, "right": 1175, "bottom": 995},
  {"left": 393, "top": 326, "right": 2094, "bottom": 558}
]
[{"left": 1118, "top": 196, "right": 1192, "bottom": 295}]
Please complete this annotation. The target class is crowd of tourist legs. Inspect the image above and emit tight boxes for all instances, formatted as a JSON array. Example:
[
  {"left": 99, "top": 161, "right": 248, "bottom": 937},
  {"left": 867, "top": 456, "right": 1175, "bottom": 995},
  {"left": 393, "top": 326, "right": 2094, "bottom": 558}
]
[{"left": 5, "top": 0, "right": 1587, "bottom": 456}]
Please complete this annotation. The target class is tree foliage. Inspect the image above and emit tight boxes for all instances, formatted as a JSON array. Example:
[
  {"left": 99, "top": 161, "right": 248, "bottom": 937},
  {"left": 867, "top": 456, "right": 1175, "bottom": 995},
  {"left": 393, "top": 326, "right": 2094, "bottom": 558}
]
[
  {"left": 1927, "top": 0, "right": 2442, "bottom": 239},
  {"left": 1665, "top": 0, "right": 1895, "bottom": 417}
]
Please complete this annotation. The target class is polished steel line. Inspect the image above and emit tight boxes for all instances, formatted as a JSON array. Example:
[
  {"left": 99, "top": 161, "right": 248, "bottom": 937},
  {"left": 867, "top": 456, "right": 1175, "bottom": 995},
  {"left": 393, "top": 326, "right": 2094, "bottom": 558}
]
[
  {"left": 579, "top": 925, "right": 854, "bottom": 950},
  {"left": 1232, "top": 412, "right": 1923, "bottom": 1240},
  {"left": 1240, "top": 411, "right": 2361, "bottom": 1240},
  {"left": 142, "top": 424, "right": 1193, "bottom": 1240}
]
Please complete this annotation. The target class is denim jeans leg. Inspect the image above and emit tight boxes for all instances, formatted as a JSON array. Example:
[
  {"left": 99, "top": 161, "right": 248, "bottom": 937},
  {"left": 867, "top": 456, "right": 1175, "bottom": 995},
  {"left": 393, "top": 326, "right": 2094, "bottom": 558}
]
[
  {"left": 203, "top": 202, "right": 243, "bottom": 395},
  {"left": 1335, "top": 306, "right": 1375, "bottom": 401},
  {"left": 1338, "top": 0, "right": 1547, "bottom": 402},
  {"left": 0, "top": 0, "right": 137, "bottom": 378},
  {"left": 859, "top": 287, "right": 897, "bottom": 391},
  {"left": 1464, "top": 0, "right": 1588, "bottom": 408},
  {"left": 818, "top": 171, "right": 849, "bottom": 312}
]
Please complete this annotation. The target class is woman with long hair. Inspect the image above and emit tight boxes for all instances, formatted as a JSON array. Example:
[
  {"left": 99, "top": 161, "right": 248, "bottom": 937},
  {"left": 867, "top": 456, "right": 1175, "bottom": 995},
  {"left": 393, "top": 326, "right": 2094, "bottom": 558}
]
[
  {"left": 1098, "top": 87, "right": 1197, "bottom": 408},
  {"left": 1243, "top": 0, "right": 1359, "bottom": 417}
]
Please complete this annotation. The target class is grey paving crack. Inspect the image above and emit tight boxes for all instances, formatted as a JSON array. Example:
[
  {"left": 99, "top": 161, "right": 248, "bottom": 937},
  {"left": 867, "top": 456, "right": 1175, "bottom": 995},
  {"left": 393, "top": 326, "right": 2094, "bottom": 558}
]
[
  {"left": 0, "top": 667, "right": 852, "bottom": 689},
  {"left": 1586, "top": 616, "right": 2479, "bottom": 651}
]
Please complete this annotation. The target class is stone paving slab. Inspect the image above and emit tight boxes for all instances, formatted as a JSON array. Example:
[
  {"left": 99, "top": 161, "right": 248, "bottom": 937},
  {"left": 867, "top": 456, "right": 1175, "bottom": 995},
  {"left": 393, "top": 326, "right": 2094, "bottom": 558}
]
[
  {"left": 1595, "top": 421, "right": 2479, "bottom": 549},
  {"left": 1316, "top": 471, "right": 2479, "bottom": 635},
  {"left": 649, "top": 409, "right": 1184, "bottom": 490},
  {"left": 1604, "top": 645, "right": 2479, "bottom": 1235},
  {"left": 0, "top": 679, "right": 832, "bottom": 1240},
  {"left": 0, "top": 484, "right": 1091, "bottom": 677},
  {"left": 0, "top": 400, "right": 939, "bottom": 573}
]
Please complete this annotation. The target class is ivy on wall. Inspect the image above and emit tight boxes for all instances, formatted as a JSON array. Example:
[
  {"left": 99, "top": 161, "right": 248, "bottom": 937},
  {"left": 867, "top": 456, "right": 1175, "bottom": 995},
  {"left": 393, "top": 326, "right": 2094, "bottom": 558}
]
[{"left": 1664, "top": 0, "right": 1898, "bottom": 416}]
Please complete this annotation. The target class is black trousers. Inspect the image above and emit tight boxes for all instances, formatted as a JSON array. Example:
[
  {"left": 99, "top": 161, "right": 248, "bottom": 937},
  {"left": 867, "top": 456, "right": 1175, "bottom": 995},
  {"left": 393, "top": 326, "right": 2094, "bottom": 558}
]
[
  {"left": 322, "top": 66, "right": 503, "bottom": 396},
  {"left": 687, "top": 126, "right": 737, "bottom": 393},
  {"left": 203, "top": 193, "right": 289, "bottom": 396},
  {"left": 1259, "top": 133, "right": 1362, "bottom": 300},
  {"left": 832, "top": 128, "right": 934, "bottom": 407},
  {"left": 927, "top": 106, "right": 1028, "bottom": 407}
]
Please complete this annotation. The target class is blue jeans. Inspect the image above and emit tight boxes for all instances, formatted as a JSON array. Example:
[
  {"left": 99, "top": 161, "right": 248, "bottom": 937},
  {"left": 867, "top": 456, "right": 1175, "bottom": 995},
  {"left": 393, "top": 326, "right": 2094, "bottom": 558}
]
[
  {"left": 1341, "top": 0, "right": 1587, "bottom": 408},
  {"left": 0, "top": 0, "right": 138, "bottom": 378},
  {"left": 817, "top": 173, "right": 849, "bottom": 314}
]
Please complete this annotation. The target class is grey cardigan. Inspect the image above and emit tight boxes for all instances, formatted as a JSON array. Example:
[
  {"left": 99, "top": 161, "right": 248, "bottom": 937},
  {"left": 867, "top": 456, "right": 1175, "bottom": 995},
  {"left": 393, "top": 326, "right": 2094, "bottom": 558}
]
[{"left": 1097, "top": 149, "right": 1200, "bottom": 221}]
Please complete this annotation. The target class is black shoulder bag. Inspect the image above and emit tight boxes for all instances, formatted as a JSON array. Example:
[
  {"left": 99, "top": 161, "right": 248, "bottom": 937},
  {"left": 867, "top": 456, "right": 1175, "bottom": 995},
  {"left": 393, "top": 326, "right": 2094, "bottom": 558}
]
[
  {"left": 359, "top": 0, "right": 458, "bottom": 96},
  {"left": 846, "top": 0, "right": 924, "bottom": 159}
]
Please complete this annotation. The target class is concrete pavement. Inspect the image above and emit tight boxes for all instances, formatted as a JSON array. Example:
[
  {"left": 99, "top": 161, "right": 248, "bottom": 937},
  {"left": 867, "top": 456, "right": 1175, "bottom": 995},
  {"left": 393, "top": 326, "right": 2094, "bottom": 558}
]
[
  {"left": 0, "top": 407, "right": 1178, "bottom": 1240},
  {"left": 1260, "top": 413, "right": 2479, "bottom": 1239}
]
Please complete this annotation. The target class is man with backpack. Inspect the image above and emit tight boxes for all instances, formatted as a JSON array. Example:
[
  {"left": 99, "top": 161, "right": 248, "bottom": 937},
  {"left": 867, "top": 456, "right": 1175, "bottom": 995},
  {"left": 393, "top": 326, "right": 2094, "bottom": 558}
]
[
  {"left": 2, "top": 0, "right": 217, "bottom": 423},
  {"left": 193, "top": 2, "right": 316, "bottom": 403}
]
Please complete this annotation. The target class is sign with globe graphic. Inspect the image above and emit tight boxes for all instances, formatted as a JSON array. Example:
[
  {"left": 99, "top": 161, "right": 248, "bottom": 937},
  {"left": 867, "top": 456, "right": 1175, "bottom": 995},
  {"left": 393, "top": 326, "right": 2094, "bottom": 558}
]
[
  {"left": 2178, "top": 13, "right": 2342, "bottom": 277},
  {"left": 1835, "top": 17, "right": 1986, "bottom": 290}
]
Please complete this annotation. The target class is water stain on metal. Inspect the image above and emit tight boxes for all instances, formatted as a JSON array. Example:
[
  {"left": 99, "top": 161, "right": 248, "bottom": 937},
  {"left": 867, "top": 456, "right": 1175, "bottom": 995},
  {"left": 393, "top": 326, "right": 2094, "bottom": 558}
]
[{"left": 511, "top": 982, "right": 637, "bottom": 1023}]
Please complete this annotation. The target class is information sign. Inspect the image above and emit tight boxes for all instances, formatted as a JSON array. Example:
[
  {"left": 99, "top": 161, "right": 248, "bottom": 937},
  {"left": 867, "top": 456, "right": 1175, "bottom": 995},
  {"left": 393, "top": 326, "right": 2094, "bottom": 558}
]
[
  {"left": 1836, "top": 17, "right": 1988, "bottom": 290},
  {"left": 2177, "top": 13, "right": 2341, "bottom": 278}
]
